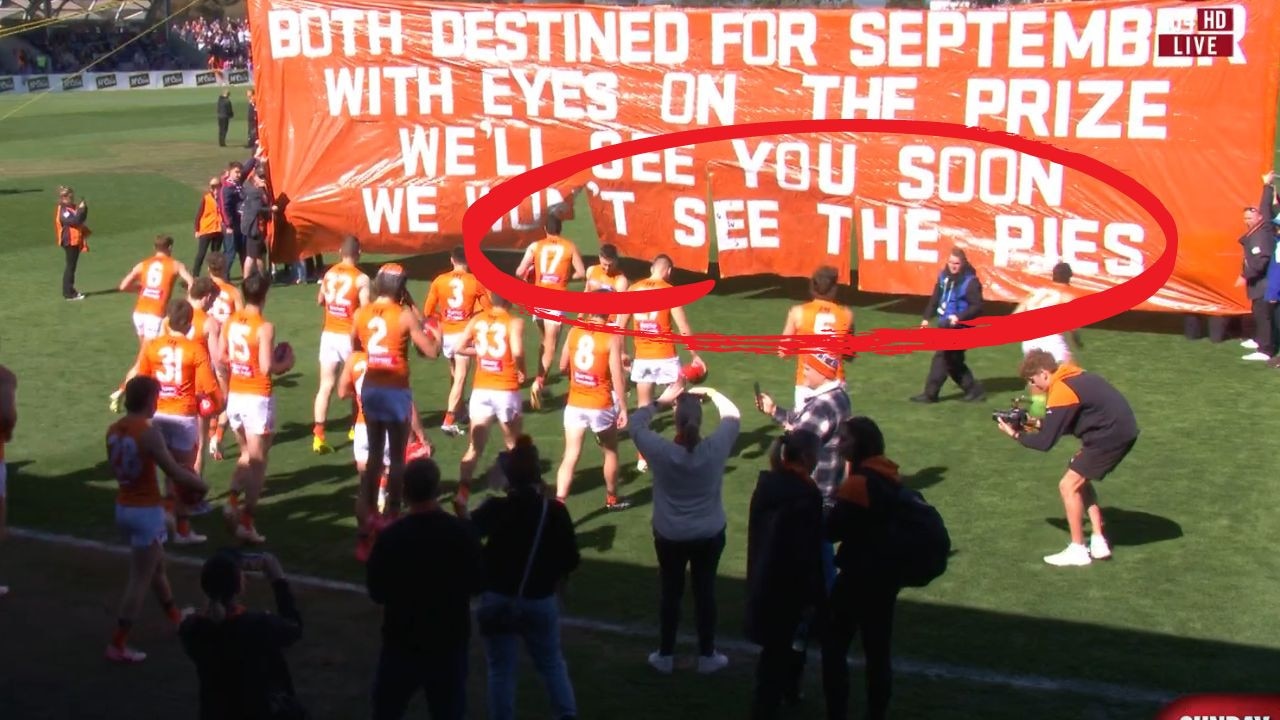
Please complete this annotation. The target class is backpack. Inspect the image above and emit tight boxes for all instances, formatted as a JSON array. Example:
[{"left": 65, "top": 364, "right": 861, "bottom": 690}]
[{"left": 866, "top": 474, "right": 951, "bottom": 589}]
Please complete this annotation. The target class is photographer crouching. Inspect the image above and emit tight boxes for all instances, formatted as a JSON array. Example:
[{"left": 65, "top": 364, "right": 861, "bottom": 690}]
[{"left": 995, "top": 350, "right": 1139, "bottom": 567}]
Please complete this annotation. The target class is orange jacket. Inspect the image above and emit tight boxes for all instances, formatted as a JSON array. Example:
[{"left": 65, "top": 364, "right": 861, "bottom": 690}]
[{"left": 55, "top": 202, "right": 91, "bottom": 250}]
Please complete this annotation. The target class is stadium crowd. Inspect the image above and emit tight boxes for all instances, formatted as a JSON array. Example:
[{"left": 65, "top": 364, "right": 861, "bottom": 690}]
[{"left": 177, "top": 17, "right": 252, "bottom": 71}]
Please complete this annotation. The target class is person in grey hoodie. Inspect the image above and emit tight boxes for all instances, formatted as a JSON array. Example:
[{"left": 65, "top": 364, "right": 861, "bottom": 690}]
[{"left": 628, "top": 381, "right": 740, "bottom": 676}]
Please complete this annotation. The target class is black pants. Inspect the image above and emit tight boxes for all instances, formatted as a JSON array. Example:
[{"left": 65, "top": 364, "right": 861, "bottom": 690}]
[
  {"left": 62, "top": 244, "right": 81, "bottom": 298},
  {"left": 193, "top": 233, "right": 223, "bottom": 276},
  {"left": 923, "top": 348, "right": 982, "bottom": 399},
  {"left": 1251, "top": 296, "right": 1276, "bottom": 356},
  {"left": 223, "top": 229, "right": 246, "bottom": 277},
  {"left": 654, "top": 528, "right": 726, "bottom": 656},
  {"left": 752, "top": 639, "right": 807, "bottom": 720},
  {"left": 371, "top": 643, "right": 468, "bottom": 720},
  {"left": 821, "top": 574, "right": 899, "bottom": 720},
  {"left": 217, "top": 117, "right": 229, "bottom": 146}
]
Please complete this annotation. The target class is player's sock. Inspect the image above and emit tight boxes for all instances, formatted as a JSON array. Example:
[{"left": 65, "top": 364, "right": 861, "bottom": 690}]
[
  {"left": 555, "top": 495, "right": 567, "bottom": 505},
  {"left": 176, "top": 517, "right": 192, "bottom": 536},
  {"left": 238, "top": 509, "right": 254, "bottom": 529},
  {"left": 160, "top": 599, "right": 181, "bottom": 625},
  {"left": 111, "top": 620, "right": 132, "bottom": 650},
  {"left": 443, "top": 412, "right": 455, "bottom": 426},
  {"left": 312, "top": 423, "right": 325, "bottom": 439},
  {"left": 227, "top": 491, "right": 241, "bottom": 511}
]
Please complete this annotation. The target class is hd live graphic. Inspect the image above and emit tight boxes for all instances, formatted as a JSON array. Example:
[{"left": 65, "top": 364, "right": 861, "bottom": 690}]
[{"left": 1156, "top": 2, "right": 1241, "bottom": 58}]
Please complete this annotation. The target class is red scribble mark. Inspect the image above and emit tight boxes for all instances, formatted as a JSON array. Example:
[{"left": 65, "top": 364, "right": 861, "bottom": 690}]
[
  {"left": 1156, "top": 693, "right": 1280, "bottom": 720},
  {"left": 463, "top": 120, "right": 1176, "bottom": 356}
]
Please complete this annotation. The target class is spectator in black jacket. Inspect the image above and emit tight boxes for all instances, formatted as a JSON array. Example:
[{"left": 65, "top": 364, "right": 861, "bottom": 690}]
[
  {"left": 246, "top": 89, "right": 259, "bottom": 149},
  {"left": 179, "top": 550, "right": 305, "bottom": 720},
  {"left": 240, "top": 166, "right": 274, "bottom": 280},
  {"left": 220, "top": 161, "right": 247, "bottom": 278},
  {"left": 216, "top": 90, "right": 233, "bottom": 147},
  {"left": 822, "top": 417, "right": 902, "bottom": 720},
  {"left": 1239, "top": 171, "right": 1277, "bottom": 362},
  {"left": 367, "top": 458, "right": 482, "bottom": 720},
  {"left": 745, "top": 429, "right": 825, "bottom": 720},
  {"left": 912, "top": 248, "right": 985, "bottom": 403},
  {"left": 470, "top": 435, "right": 580, "bottom": 720}
]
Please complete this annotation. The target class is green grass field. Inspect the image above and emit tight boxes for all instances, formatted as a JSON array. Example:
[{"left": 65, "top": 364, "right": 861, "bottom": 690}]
[{"left": 2, "top": 88, "right": 1280, "bottom": 719}]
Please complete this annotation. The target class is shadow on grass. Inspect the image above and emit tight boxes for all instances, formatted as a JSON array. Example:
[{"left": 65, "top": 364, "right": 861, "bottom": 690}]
[
  {"left": 1046, "top": 507, "right": 1183, "bottom": 547},
  {"left": 7, "top": 458, "right": 1274, "bottom": 700}
]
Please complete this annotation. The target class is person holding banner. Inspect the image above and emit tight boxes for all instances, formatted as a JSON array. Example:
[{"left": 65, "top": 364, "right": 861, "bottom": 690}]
[
  {"left": 1238, "top": 172, "right": 1277, "bottom": 362},
  {"left": 912, "top": 249, "right": 985, "bottom": 404}
]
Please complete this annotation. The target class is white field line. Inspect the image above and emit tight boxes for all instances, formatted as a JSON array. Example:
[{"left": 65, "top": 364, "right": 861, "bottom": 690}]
[{"left": 10, "top": 527, "right": 1177, "bottom": 707}]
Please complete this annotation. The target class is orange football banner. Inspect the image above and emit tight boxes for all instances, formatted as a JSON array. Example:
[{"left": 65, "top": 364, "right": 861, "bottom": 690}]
[{"left": 246, "top": 0, "right": 1280, "bottom": 315}]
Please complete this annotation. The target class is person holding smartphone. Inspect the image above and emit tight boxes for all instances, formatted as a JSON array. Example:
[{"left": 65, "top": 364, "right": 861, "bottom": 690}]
[{"left": 180, "top": 549, "right": 306, "bottom": 719}]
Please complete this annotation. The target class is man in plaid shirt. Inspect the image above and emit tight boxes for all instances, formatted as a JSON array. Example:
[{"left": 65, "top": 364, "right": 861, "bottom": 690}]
[{"left": 756, "top": 353, "right": 852, "bottom": 509}]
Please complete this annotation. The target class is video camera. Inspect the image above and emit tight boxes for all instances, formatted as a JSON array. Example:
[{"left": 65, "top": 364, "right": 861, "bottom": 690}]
[{"left": 992, "top": 396, "right": 1040, "bottom": 433}]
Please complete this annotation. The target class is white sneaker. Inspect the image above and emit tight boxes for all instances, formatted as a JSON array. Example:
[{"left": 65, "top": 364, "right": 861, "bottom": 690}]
[
  {"left": 109, "top": 389, "right": 123, "bottom": 414},
  {"left": 647, "top": 651, "right": 674, "bottom": 675},
  {"left": 636, "top": 458, "right": 649, "bottom": 473},
  {"left": 1044, "top": 543, "right": 1092, "bottom": 567},
  {"left": 1242, "top": 339, "right": 1259, "bottom": 350},
  {"left": 697, "top": 651, "right": 729, "bottom": 674},
  {"left": 1243, "top": 351, "right": 1271, "bottom": 361},
  {"left": 1089, "top": 534, "right": 1112, "bottom": 560},
  {"left": 235, "top": 524, "right": 267, "bottom": 544},
  {"left": 173, "top": 531, "right": 208, "bottom": 545}
]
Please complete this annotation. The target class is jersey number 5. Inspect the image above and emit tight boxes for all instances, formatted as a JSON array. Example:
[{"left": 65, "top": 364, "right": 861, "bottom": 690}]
[
  {"left": 813, "top": 312, "right": 837, "bottom": 335},
  {"left": 228, "top": 324, "right": 252, "bottom": 363}
]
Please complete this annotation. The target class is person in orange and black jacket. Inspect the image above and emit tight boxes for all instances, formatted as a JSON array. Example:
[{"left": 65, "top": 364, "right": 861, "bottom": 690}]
[
  {"left": 821, "top": 417, "right": 901, "bottom": 720},
  {"left": 745, "top": 429, "right": 825, "bottom": 720},
  {"left": 55, "top": 185, "right": 90, "bottom": 301},
  {"left": 193, "top": 176, "right": 224, "bottom": 276},
  {"left": 996, "top": 349, "right": 1138, "bottom": 568}
]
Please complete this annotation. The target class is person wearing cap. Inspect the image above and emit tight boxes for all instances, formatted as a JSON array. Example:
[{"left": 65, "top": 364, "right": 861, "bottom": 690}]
[
  {"left": 756, "top": 353, "right": 853, "bottom": 589},
  {"left": 629, "top": 380, "right": 740, "bottom": 675},
  {"left": 179, "top": 550, "right": 305, "bottom": 719}
]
